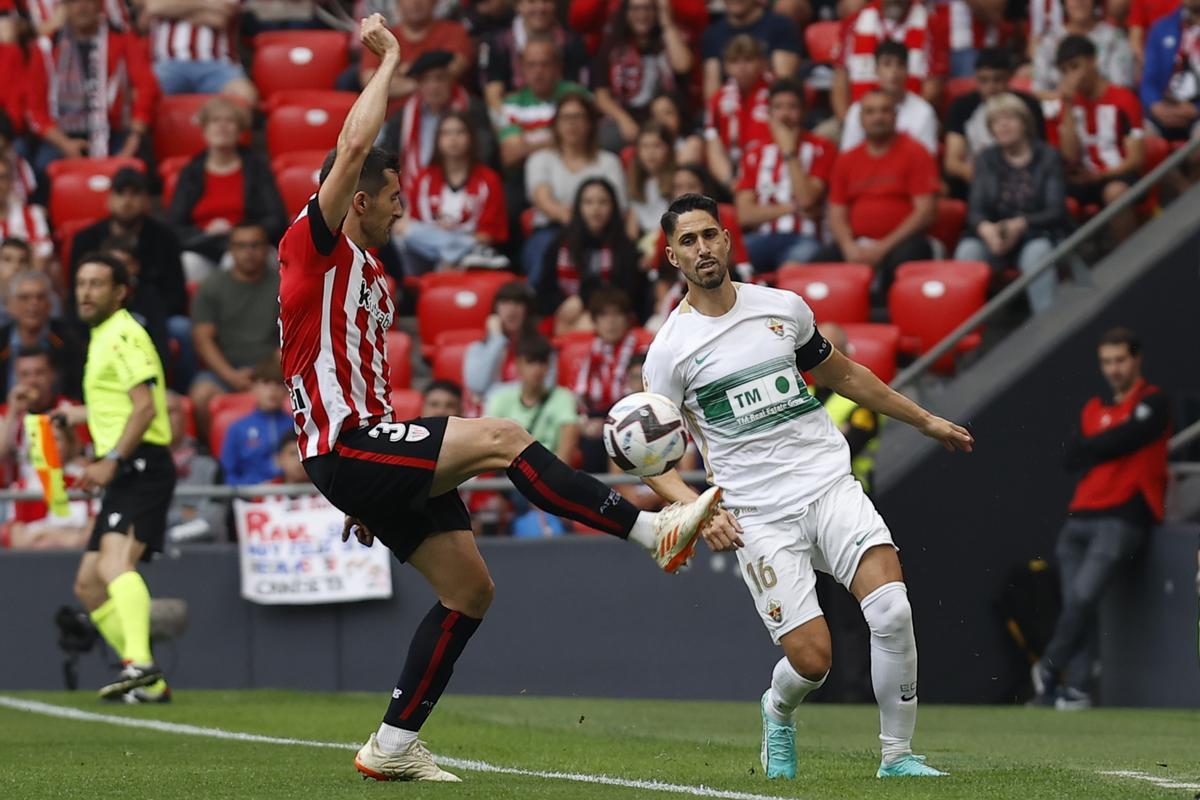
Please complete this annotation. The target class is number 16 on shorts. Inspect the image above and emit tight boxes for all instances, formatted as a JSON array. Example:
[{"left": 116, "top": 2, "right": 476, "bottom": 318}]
[{"left": 736, "top": 529, "right": 824, "bottom": 643}]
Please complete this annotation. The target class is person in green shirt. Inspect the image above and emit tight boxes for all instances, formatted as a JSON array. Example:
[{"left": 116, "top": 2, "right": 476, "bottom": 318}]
[
  {"left": 484, "top": 333, "right": 580, "bottom": 464},
  {"left": 55, "top": 252, "right": 176, "bottom": 704}
]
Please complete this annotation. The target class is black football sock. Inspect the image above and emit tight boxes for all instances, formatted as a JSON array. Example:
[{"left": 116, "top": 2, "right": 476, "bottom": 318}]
[
  {"left": 383, "top": 603, "right": 481, "bottom": 732},
  {"left": 506, "top": 441, "right": 639, "bottom": 538}
]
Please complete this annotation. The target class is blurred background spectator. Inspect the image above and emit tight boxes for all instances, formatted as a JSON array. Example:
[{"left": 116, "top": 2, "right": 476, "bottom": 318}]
[
  {"left": 701, "top": 0, "right": 800, "bottom": 102},
  {"left": 220, "top": 359, "right": 292, "bottom": 487},
  {"left": 359, "top": 0, "right": 473, "bottom": 101},
  {"left": 464, "top": 280, "right": 548, "bottom": 402},
  {"left": 0, "top": 158, "right": 52, "bottom": 271},
  {"left": 704, "top": 34, "right": 772, "bottom": 185},
  {"left": 421, "top": 379, "right": 463, "bottom": 416},
  {"left": 646, "top": 92, "right": 704, "bottom": 165},
  {"left": 1032, "top": 0, "right": 1135, "bottom": 96},
  {"left": 484, "top": 332, "right": 579, "bottom": 463},
  {"left": 626, "top": 121, "right": 675, "bottom": 259},
  {"left": 166, "top": 96, "right": 285, "bottom": 281},
  {"left": 189, "top": 223, "right": 280, "bottom": 439},
  {"left": 100, "top": 236, "right": 171, "bottom": 370},
  {"left": 0, "top": 272, "right": 82, "bottom": 398},
  {"left": 840, "top": 41, "right": 938, "bottom": 155},
  {"left": 146, "top": 0, "right": 258, "bottom": 102},
  {"left": 481, "top": 0, "right": 589, "bottom": 116},
  {"left": 165, "top": 390, "right": 224, "bottom": 544}
]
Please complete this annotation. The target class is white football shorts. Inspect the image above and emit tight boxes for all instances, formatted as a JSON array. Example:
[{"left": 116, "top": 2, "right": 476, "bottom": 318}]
[{"left": 733, "top": 473, "right": 897, "bottom": 643}]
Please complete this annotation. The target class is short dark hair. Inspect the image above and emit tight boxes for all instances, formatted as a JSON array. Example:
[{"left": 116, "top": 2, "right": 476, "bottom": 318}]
[
  {"left": 75, "top": 251, "right": 131, "bottom": 287},
  {"left": 0, "top": 236, "right": 32, "bottom": 255},
  {"left": 277, "top": 434, "right": 298, "bottom": 455},
  {"left": 231, "top": 221, "right": 268, "bottom": 237},
  {"left": 493, "top": 280, "right": 535, "bottom": 310},
  {"left": 515, "top": 334, "right": 553, "bottom": 364},
  {"left": 875, "top": 40, "right": 908, "bottom": 64},
  {"left": 424, "top": 379, "right": 463, "bottom": 400},
  {"left": 14, "top": 343, "right": 52, "bottom": 363},
  {"left": 768, "top": 77, "right": 806, "bottom": 103},
  {"left": 661, "top": 192, "right": 720, "bottom": 238},
  {"left": 1099, "top": 327, "right": 1142, "bottom": 356},
  {"left": 588, "top": 285, "right": 632, "bottom": 317},
  {"left": 100, "top": 235, "right": 137, "bottom": 260},
  {"left": 975, "top": 47, "right": 1013, "bottom": 72},
  {"left": 1056, "top": 34, "right": 1097, "bottom": 66},
  {"left": 319, "top": 146, "right": 401, "bottom": 196}
]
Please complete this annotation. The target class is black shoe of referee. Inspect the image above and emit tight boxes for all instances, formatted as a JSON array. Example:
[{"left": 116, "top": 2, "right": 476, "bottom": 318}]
[{"left": 98, "top": 663, "right": 163, "bottom": 700}]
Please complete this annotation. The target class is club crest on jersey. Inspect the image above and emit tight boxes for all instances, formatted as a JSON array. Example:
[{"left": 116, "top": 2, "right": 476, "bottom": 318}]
[
  {"left": 767, "top": 317, "right": 785, "bottom": 338},
  {"left": 766, "top": 599, "right": 782, "bottom": 624}
]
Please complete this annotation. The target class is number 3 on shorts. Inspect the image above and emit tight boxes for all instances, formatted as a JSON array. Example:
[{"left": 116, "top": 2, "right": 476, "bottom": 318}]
[{"left": 745, "top": 557, "right": 777, "bottom": 594}]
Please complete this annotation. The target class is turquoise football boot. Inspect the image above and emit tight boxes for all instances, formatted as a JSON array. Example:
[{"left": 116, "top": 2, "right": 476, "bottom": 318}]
[
  {"left": 759, "top": 691, "right": 797, "bottom": 779},
  {"left": 876, "top": 754, "right": 949, "bottom": 778}
]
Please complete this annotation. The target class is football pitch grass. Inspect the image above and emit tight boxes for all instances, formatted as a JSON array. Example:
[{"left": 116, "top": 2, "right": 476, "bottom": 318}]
[{"left": 0, "top": 691, "right": 1196, "bottom": 800}]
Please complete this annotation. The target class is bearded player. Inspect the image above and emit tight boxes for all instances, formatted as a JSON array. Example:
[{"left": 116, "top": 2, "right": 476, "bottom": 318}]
[
  {"left": 276, "top": 17, "right": 721, "bottom": 783},
  {"left": 641, "top": 194, "right": 974, "bottom": 779}
]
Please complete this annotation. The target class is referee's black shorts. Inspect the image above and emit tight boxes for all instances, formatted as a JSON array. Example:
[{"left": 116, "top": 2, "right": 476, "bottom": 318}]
[
  {"left": 303, "top": 416, "right": 470, "bottom": 563},
  {"left": 87, "top": 443, "right": 177, "bottom": 561}
]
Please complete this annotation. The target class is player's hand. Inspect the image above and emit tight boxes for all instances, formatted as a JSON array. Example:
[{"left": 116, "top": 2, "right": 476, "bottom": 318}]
[
  {"left": 700, "top": 508, "right": 743, "bottom": 552},
  {"left": 918, "top": 415, "right": 974, "bottom": 453},
  {"left": 78, "top": 458, "right": 119, "bottom": 492},
  {"left": 342, "top": 516, "right": 375, "bottom": 547},
  {"left": 360, "top": 13, "right": 400, "bottom": 60}
]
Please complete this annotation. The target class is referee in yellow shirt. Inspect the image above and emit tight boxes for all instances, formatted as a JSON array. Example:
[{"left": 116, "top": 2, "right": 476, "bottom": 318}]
[{"left": 56, "top": 252, "right": 175, "bottom": 702}]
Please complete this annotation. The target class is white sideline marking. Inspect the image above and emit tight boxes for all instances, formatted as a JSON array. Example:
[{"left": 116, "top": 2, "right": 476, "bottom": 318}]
[
  {"left": 1099, "top": 770, "right": 1200, "bottom": 791},
  {"left": 0, "top": 696, "right": 801, "bottom": 800}
]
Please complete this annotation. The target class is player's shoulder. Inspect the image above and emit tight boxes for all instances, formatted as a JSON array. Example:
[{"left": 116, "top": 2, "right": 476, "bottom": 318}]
[{"left": 739, "top": 282, "right": 804, "bottom": 311}]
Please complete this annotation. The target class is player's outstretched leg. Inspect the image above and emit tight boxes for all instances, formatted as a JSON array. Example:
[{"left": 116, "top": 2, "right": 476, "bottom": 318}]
[
  {"left": 434, "top": 417, "right": 722, "bottom": 572},
  {"left": 355, "top": 531, "right": 492, "bottom": 782},
  {"left": 852, "top": 546, "right": 946, "bottom": 778},
  {"left": 761, "top": 619, "right": 831, "bottom": 779}
]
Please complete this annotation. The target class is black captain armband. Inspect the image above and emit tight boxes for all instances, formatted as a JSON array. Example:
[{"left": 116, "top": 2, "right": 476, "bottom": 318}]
[{"left": 795, "top": 326, "right": 833, "bottom": 371}]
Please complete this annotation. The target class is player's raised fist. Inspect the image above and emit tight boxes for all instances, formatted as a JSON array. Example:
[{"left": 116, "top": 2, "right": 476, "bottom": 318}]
[{"left": 360, "top": 13, "right": 399, "bottom": 59}]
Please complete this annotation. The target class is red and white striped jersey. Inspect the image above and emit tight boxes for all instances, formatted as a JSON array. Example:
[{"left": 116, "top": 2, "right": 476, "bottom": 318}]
[
  {"left": 936, "top": 0, "right": 1003, "bottom": 51},
  {"left": 1047, "top": 85, "right": 1144, "bottom": 174},
  {"left": 1029, "top": 0, "right": 1064, "bottom": 43},
  {"left": 0, "top": 200, "right": 52, "bottom": 260},
  {"left": 278, "top": 197, "right": 396, "bottom": 460},
  {"left": 6, "top": 153, "right": 37, "bottom": 203},
  {"left": 703, "top": 75, "right": 772, "bottom": 166},
  {"left": 150, "top": 11, "right": 238, "bottom": 63},
  {"left": 838, "top": 0, "right": 945, "bottom": 101},
  {"left": 20, "top": 0, "right": 132, "bottom": 32},
  {"left": 408, "top": 162, "right": 508, "bottom": 243},
  {"left": 735, "top": 134, "right": 836, "bottom": 237}
]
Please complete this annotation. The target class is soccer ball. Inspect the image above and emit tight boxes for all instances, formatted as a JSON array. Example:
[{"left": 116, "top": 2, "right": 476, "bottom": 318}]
[{"left": 603, "top": 392, "right": 689, "bottom": 478}]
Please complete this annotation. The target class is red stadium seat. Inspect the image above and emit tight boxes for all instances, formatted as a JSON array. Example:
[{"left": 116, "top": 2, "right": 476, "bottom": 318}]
[
  {"left": 415, "top": 269, "right": 518, "bottom": 294},
  {"left": 153, "top": 94, "right": 212, "bottom": 161},
  {"left": 209, "top": 391, "right": 257, "bottom": 420},
  {"left": 208, "top": 407, "right": 245, "bottom": 459},
  {"left": 1008, "top": 75, "right": 1033, "bottom": 93},
  {"left": 1138, "top": 134, "right": 1171, "bottom": 215},
  {"left": 390, "top": 388, "right": 424, "bottom": 420},
  {"left": 417, "top": 281, "right": 506, "bottom": 357},
  {"left": 385, "top": 330, "right": 412, "bottom": 389},
  {"left": 55, "top": 218, "right": 93, "bottom": 284},
  {"left": 435, "top": 328, "right": 485, "bottom": 348},
  {"left": 266, "top": 92, "right": 356, "bottom": 159},
  {"left": 47, "top": 157, "right": 145, "bottom": 228},
  {"left": 271, "top": 149, "right": 328, "bottom": 172},
  {"left": 275, "top": 161, "right": 322, "bottom": 217},
  {"left": 252, "top": 30, "right": 350, "bottom": 100},
  {"left": 158, "top": 155, "right": 191, "bottom": 207},
  {"left": 888, "top": 260, "right": 989, "bottom": 373},
  {"left": 805, "top": 21, "right": 841, "bottom": 63},
  {"left": 929, "top": 198, "right": 967, "bottom": 254},
  {"left": 431, "top": 342, "right": 470, "bottom": 383},
  {"left": 775, "top": 263, "right": 873, "bottom": 324},
  {"left": 177, "top": 395, "right": 198, "bottom": 439},
  {"left": 840, "top": 323, "right": 900, "bottom": 383}
]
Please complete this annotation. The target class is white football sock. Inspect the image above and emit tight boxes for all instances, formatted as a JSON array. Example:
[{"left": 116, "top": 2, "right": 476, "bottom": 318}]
[
  {"left": 765, "top": 657, "right": 827, "bottom": 724},
  {"left": 376, "top": 722, "right": 418, "bottom": 753},
  {"left": 628, "top": 512, "right": 657, "bottom": 550},
  {"left": 860, "top": 581, "right": 917, "bottom": 764}
]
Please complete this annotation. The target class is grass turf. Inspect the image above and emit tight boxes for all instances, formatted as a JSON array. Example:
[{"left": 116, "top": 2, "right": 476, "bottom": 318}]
[{"left": 0, "top": 691, "right": 1195, "bottom": 800}]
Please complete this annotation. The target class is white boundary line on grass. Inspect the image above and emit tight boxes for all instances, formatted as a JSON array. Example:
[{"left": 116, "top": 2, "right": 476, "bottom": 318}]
[
  {"left": 0, "top": 696, "right": 801, "bottom": 800},
  {"left": 1099, "top": 770, "right": 1200, "bottom": 791}
]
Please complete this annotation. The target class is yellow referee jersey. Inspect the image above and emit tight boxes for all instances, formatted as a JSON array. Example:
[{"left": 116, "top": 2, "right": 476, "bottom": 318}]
[{"left": 83, "top": 309, "right": 170, "bottom": 457}]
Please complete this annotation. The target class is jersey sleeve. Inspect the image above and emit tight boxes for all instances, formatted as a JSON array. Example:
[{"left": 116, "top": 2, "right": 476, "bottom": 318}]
[
  {"left": 641, "top": 339, "right": 685, "bottom": 407},
  {"left": 280, "top": 196, "right": 339, "bottom": 269}
]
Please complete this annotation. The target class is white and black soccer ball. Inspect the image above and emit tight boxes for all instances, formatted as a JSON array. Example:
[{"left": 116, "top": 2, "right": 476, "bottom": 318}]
[{"left": 603, "top": 392, "right": 689, "bottom": 478}]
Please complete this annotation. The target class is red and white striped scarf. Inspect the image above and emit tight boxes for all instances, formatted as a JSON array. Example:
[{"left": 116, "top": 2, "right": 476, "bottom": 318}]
[
  {"left": 398, "top": 86, "right": 469, "bottom": 191},
  {"left": 845, "top": 2, "right": 931, "bottom": 100},
  {"left": 555, "top": 243, "right": 612, "bottom": 298},
  {"left": 46, "top": 22, "right": 122, "bottom": 157},
  {"left": 574, "top": 329, "right": 639, "bottom": 414}
]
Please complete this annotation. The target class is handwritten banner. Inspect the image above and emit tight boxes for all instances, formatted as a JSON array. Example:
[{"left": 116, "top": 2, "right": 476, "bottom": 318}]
[{"left": 234, "top": 495, "right": 392, "bottom": 605}]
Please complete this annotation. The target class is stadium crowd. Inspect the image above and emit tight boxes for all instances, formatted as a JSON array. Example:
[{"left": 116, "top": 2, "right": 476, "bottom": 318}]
[{"left": 0, "top": 0, "right": 1194, "bottom": 544}]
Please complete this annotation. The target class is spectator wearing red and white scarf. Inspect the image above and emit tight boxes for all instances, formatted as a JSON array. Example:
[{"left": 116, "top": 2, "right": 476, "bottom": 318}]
[
  {"left": 395, "top": 109, "right": 510, "bottom": 274},
  {"left": 0, "top": 160, "right": 51, "bottom": 267},
  {"left": 144, "top": 0, "right": 256, "bottom": 104},
  {"left": 537, "top": 178, "right": 648, "bottom": 336},
  {"left": 833, "top": 0, "right": 948, "bottom": 120},
  {"left": 591, "top": 0, "right": 694, "bottom": 150},
  {"left": 704, "top": 34, "right": 773, "bottom": 186},
  {"left": 24, "top": 0, "right": 158, "bottom": 169},
  {"left": 1053, "top": 34, "right": 1145, "bottom": 241}
]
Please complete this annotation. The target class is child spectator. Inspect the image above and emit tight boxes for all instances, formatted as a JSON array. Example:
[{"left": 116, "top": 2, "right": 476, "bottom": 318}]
[
  {"left": 735, "top": 77, "right": 835, "bottom": 272},
  {"left": 396, "top": 110, "right": 510, "bottom": 273},
  {"left": 1032, "top": 0, "right": 1135, "bottom": 94},
  {"left": 840, "top": 41, "right": 939, "bottom": 155},
  {"left": 421, "top": 379, "right": 463, "bottom": 416},
  {"left": 573, "top": 287, "right": 645, "bottom": 471},
  {"left": 484, "top": 333, "right": 579, "bottom": 463},
  {"left": 463, "top": 281, "right": 549, "bottom": 401},
  {"left": 219, "top": 359, "right": 293, "bottom": 486},
  {"left": 166, "top": 96, "right": 286, "bottom": 281},
  {"left": 274, "top": 434, "right": 310, "bottom": 486},
  {"left": 700, "top": 0, "right": 800, "bottom": 102},
  {"left": 145, "top": 0, "right": 257, "bottom": 103},
  {"left": 592, "top": 0, "right": 694, "bottom": 150},
  {"left": 704, "top": 34, "right": 773, "bottom": 185},
  {"left": 537, "top": 178, "right": 647, "bottom": 335},
  {"left": 189, "top": 223, "right": 281, "bottom": 438}
]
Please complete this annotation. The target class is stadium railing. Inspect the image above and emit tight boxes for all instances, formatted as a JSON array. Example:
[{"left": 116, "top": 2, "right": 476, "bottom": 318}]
[{"left": 889, "top": 135, "right": 1200, "bottom": 394}]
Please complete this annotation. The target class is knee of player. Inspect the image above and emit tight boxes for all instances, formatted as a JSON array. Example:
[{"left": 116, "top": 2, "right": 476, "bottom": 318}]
[
  {"left": 447, "top": 577, "right": 495, "bottom": 619},
  {"left": 488, "top": 418, "right": 533, "bottom": 460},
  {"left": 863, "top": 587, "right": 912, "bottom": 638},
  {"left": 788, "top": 646, "right": 832, "bottom": 680}
]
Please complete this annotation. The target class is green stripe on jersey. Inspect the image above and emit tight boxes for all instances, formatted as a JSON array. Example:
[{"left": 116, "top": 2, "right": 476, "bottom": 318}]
[{"left": 694, "top": 356, "right": 821, "bottom": 434}]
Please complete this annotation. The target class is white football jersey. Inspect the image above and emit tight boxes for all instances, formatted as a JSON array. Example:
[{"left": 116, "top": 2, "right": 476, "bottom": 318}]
[{"left": 643, "top": 283, "right": 850, "bottom": 523}]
